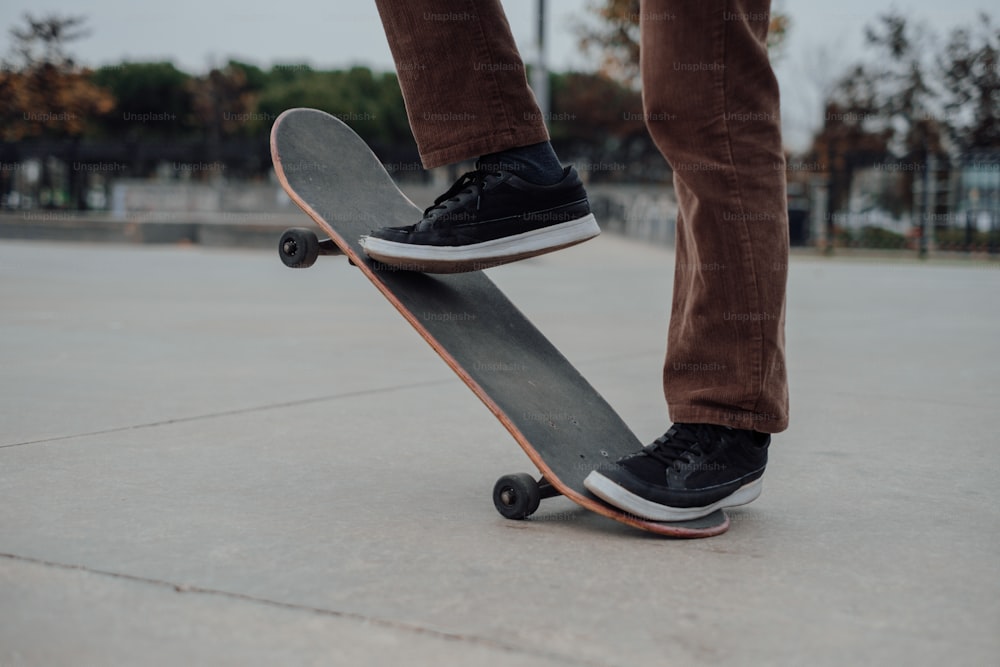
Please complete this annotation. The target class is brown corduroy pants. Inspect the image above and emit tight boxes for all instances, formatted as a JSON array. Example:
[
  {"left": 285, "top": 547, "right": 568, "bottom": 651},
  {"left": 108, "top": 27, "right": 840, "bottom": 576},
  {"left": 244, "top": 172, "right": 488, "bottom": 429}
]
[{"left": 375, "top": 0, "right": 789, "bottom": 433}]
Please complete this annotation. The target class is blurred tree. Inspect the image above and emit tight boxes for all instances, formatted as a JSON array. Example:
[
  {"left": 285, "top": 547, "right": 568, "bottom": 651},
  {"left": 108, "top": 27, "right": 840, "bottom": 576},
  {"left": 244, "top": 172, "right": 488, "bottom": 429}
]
[
  {"left": 0, "top": 14, "right": 114, "bottom": 209},
  {"left": 0, "top": 14, "right": 114, "bottom": 141},
  {"left": 187, "top": 62, "right": 258, "bottom": 166},
  {"left": 861, "top": 12, "right": 947, "bottom": 162},
  {"left": 938, "top": 14, "right": 1000, "bottom": 151},
  {"left": 549, "top": 70, "right": 664, "bottom": 179},
  {"left": 228, "top": 59, "right": 268, "bottom": 93},
  {"left": 188, "top": 61, "right": 264, "bottom": 136},
  {"left": 805, "top": 67, "right": 892, "bottom": 243},
  {"left": 91, "top": 62, "right": 194, "bottom": 139},
  {"left": 820, "top": 11, "right": 1000, "bottom": 162},
  {"left": 576, "top": 0, "right": 641, "bottom": 85},
  {"left": 821, "top": 13, "right": 1000, "bottom": 247},
  {"left": 805, "top": 12, "right": 943, "bottom": 249},
  {"left": 804, "top": 11, "right": 1000, "bottom": 252},
  {"left": 256, "top": 66, "right": 413, "bottom": 152}
]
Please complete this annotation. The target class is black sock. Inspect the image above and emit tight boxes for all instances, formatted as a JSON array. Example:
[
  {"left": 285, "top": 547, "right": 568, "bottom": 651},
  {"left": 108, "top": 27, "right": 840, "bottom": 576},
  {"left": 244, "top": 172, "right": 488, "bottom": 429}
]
[{"left": 478, "top": 141, "right": 564, "bottom": 185}]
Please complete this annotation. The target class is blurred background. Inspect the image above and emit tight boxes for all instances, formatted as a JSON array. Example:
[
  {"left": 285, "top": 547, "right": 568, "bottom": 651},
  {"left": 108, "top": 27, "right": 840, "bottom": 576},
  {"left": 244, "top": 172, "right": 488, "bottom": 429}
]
[{"left": 0, "top": 0, "right": 997, "bottom": 256}]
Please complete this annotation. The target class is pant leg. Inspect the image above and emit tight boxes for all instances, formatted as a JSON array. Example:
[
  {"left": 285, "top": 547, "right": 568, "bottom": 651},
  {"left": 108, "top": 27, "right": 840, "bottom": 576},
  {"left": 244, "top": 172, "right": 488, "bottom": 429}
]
[
  {"left": 640, "top": 0, "right": 789, "bottom": 432},
  {"left": 374, "top": 0, "right": 549, "bottom": 168}
]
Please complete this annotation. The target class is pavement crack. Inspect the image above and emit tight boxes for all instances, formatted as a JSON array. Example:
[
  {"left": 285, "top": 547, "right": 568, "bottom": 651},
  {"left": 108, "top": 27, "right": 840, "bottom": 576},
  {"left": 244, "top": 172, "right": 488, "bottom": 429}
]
[
  {"left": 0, "top": 552, "right": 614, "bottom": 667},
  {"left": 0, "top": 378, "right": 454, "bottom": 450}
]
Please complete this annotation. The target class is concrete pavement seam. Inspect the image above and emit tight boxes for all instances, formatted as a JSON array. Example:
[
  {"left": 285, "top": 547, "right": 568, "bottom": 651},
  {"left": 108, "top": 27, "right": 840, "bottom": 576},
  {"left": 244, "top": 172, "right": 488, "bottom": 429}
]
[
  {"left": 0, "top": 378, "right": 455, "bottom": 450},
  {"left": 0, "top": 552, "right": 617, "bottom": 667}
]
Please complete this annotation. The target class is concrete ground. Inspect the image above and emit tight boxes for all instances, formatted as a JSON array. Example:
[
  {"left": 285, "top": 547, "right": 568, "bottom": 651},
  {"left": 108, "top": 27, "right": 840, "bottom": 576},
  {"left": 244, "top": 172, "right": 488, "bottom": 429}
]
[{"left": 0, "top": 235, "right": 997, "bottom": 666}]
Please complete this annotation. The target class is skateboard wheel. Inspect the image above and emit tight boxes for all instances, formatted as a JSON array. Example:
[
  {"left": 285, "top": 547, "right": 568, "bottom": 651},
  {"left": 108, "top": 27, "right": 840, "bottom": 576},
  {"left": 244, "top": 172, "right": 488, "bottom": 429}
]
[
  {"left": 493, "top": 473, "right": 541, "bottom": 520},
  {"left": 279, "top": 228, "right": 320, "bottom": 268}
]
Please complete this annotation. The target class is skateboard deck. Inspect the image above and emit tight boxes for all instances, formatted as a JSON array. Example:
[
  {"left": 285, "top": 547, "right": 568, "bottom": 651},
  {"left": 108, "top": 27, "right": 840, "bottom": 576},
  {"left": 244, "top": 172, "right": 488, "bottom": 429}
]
[{"left": 270, "top": 108, "right": 728, "bottom": 538}]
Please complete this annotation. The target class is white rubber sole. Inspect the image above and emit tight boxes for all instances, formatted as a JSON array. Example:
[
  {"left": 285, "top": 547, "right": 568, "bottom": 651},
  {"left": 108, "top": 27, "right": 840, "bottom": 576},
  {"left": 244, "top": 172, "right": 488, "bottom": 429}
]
[
  {"left": 583, "top": 472, "right": 763, "bottom": 522},
  {"left": 359, "top": 214, "right": 600, "bottom": 273}
]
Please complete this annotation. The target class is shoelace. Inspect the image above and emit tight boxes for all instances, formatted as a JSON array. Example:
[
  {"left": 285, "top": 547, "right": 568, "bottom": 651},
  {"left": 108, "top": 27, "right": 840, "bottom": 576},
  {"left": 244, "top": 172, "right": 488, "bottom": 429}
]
[
  {"left": 422, "top": 169, "right": 498, "bottom": 219},
  {"left": 640, "top": 424, "right": 713, "bottom": 470}
]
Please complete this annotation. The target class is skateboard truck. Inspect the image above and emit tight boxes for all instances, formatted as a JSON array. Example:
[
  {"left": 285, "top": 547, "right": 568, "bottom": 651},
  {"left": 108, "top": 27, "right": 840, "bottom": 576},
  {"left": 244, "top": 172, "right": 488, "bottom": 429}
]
[
  {"left": 279, "top": 227, "right": 344, "bottom": 268},
  {"left": 492, "top": 473, "right": 562, "bottom": 520}
]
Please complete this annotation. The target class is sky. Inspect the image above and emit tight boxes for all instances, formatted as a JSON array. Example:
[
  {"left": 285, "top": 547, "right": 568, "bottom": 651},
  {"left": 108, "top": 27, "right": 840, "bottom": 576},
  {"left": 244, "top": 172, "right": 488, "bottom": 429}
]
[{"left": 0, "top": 0, "right": 994, "bottom": 151}]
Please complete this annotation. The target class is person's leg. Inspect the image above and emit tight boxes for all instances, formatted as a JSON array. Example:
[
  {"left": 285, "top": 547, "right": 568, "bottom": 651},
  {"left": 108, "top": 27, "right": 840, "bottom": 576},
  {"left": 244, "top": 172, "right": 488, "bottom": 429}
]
[
  {"left": 643, "top": 0, "right": 789, "bottom": 433},
  {"left": 374, "top": 0, "right": 550, "bottom": 169},
  {"left": 365, "top": 0, "right": 599, "bottom": 272},
  {"left": 584, "top": 0, "right": 788, "bottom": 521}
]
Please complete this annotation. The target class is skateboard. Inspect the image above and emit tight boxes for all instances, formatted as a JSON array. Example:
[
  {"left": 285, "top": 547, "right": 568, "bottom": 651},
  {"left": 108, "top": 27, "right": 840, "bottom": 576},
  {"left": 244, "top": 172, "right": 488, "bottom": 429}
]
[{"left": 270, "top": 108, "right": 728, "bottom": 538}]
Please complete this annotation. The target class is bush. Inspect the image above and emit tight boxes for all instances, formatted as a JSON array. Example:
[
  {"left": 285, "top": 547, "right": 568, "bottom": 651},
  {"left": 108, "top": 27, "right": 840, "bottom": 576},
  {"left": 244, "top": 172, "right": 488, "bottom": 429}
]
[
  {"left": 934, "top": 228, "right": 999, "bottom": 251},
  {"left": 856, "top": 225, "right": 908, "bottom": 249}
]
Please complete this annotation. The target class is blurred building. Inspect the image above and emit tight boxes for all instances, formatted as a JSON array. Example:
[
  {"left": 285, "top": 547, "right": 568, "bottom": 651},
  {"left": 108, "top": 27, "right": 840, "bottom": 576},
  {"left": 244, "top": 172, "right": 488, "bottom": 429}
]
[{"left": 951, "top": 150, "right": 1000, "bottom": 236}]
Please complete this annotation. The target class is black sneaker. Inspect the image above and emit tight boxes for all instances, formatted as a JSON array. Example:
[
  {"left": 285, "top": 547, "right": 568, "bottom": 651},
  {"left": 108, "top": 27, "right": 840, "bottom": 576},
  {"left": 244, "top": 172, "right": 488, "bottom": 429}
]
[
  {"left": 359, "top": 166, "right": 599, "bottom": 273},
  {"left": 583, "top": 423, "right": 769, "bottom": 522}
]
